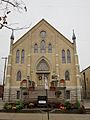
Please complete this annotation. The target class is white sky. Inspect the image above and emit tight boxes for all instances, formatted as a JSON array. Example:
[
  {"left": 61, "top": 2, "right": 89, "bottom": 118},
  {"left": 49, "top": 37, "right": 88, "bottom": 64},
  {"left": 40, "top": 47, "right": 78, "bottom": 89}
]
[{"left": 0, "top": 0, "right": 90, "bottom": 84}]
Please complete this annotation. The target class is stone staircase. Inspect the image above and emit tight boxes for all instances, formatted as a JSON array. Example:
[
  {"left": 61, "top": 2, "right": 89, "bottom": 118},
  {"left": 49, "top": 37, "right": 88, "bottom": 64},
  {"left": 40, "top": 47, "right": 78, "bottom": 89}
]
[
  {"left": 85, "top": 108, "right": 90, "bottom": 114},
  {"left": 27, "top": 86, "right": 56, "bottom": 102}
]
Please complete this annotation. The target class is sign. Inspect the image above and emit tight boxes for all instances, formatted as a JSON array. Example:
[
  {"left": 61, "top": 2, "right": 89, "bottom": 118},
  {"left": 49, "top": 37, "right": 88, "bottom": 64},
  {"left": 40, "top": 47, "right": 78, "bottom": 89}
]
[{"left": 38, "top": 96, "right": 47, "bottom": 104}]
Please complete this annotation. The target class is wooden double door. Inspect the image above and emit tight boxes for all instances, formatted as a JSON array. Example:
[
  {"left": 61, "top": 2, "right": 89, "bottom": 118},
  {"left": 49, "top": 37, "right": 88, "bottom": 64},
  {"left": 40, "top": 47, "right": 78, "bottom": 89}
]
[{"left": 37, "top": 73, "right": 49, "bottom": 86}]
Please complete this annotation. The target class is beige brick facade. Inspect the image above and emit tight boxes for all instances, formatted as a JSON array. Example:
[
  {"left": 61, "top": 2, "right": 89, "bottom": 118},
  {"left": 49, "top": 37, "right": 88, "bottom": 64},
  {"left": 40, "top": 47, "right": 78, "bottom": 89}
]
[{"left": 4, "top": 19, "right": 81, "bottom": 103}]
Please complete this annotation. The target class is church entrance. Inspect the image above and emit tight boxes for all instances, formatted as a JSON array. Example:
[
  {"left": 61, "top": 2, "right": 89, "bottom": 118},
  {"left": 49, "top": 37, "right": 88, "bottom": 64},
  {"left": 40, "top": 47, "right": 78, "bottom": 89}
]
[
  {"left": 36, "top": 59, "right": 50, "bottom": 87},
  {"left": 37, "top": 73, "right": 49, "bottom": 86}
]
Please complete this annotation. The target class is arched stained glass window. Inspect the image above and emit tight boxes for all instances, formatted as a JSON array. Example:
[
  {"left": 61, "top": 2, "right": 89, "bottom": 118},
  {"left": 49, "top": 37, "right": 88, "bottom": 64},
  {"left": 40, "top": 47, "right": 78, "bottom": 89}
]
[
  {"left": 34, "top": 43, "right": 38, "bottom": 53},
  {"left": 67, "top": 49, "right": 71, "bottom": 63},
  {"left": 62, "top": 49, "right": 66, "bottom": 63},
  {"left": 37, "top": 59, "right": 49, "bottom": 71},
  {"left": 65, "top": 70, "right": 70, "bottom": 80},
  {"left": 16, "top": 71, "right": 21, "bottom": 81},
  {"left": 16, "top": 50, "right": 20, "bottom": 63},
  {"left": 21, "top": 49, "right": 25, "bottom": 63},
  {"left": 48, "top": 43, "right": 52, "bottom": 53},
  {"left": 40, "top": 40, "right": 46, "bottom": 53}
]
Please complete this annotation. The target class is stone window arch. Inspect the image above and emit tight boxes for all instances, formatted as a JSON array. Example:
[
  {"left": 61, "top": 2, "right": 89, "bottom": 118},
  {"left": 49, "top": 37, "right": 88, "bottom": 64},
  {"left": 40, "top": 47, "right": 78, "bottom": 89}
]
[
  {"left": 40, "top": 40, "right": 46, "bottom": 53},
  {"left": 65, "top": 70, "right": 70, "bottom": 80},
  {"left": 67, "top": 49, "right": 71, "bottom": 63},
  {"left": 62, "top": 49, "right": 66, "bottom": 63},
  {"left": 34, "top": 43, "right": 38, "bottom": 53},
  {"left": 21, "top": 49, "right": 25, "bottom": 63},
  {"left": 16, "top": 50, "right": 20, "bottom": 63},
  {"left": 16, "top": 71, "right": 22, "bottom": 81},
  {"left": 37, "top": 59, "right": 49, "bottom": 71},
  {"left": 48, "top": 43, "right": 52, "bottom": 53}
]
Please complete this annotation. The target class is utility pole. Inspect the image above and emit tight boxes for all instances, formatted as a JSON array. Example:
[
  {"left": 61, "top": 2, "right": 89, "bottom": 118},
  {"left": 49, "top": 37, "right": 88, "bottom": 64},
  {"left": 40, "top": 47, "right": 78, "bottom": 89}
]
[{"left": 2, "top": 57, "right": 7, "bottom": 100}]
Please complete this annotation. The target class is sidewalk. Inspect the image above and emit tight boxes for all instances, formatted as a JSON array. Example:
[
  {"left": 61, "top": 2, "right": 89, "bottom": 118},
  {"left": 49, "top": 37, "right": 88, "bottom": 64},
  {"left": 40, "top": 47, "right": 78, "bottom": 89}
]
[{"left": 0, "top": 113, "right": 90, "bottom": 120}]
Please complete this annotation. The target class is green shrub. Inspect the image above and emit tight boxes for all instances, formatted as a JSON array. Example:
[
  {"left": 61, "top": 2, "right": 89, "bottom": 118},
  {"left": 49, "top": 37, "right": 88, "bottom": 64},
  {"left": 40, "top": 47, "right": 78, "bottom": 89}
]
[
  {"left": 3, "top": 101, "right": 24, "bottom": 111},
  {"left": 73, "top": 100, "right": 80, "bottom": 109},
  {"left": 3, "top": 103, "right": 12, "bottom": 110},
  {"left": 64, "top": 101, "right": 71, "bottom": 109},
  {"left": 15, "top": 100, "right": 24, "bottom": 110},
  {"left": 55, "top": 91, "right": 62, "bottom": 97}
]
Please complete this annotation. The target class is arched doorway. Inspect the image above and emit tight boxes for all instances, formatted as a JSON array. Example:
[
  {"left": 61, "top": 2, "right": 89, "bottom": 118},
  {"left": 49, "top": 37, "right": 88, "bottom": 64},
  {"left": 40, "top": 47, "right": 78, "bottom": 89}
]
[{"left": 36, "top": 59, "right": 50, "bottom": 86}]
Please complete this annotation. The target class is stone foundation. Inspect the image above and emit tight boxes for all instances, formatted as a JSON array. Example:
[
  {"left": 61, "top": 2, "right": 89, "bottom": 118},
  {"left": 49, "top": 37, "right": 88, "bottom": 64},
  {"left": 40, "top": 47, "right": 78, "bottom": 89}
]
[
  {"left": 4, "top": 86, "right": 81, "bottom": 103},
  {"left": 4, "top": 87, "right": 20, "bottom": 102}
]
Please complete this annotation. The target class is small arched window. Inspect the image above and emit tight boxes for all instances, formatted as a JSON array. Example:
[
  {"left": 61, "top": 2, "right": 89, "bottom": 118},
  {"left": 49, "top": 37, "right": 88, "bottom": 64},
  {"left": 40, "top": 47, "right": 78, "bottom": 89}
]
[
  {"left": 48, "top": 43, "right": 52, "bottom": 53},
  {"left": 16, "top": 50, "right": 20, "bottom": 63},
  {"left": 62, "top": 49, "right": 66, "bottom": 63},
  {"left": 21, "top": 49, "right": 25, "bottom": 63},
  {"left": 16, "top": 71, "right": 21, "bottom": 81},
  {"left": 65, "top": 70, "right": 70, "bottom": 80},
  {"left": 40, "top": 40, "right": 46, "bottom": 53},
  {"left": 67, "top": 49, "right": 71, "bottom": 63},
  {"left": 34, "top": 43, "right": 38, "bottom": 53}
]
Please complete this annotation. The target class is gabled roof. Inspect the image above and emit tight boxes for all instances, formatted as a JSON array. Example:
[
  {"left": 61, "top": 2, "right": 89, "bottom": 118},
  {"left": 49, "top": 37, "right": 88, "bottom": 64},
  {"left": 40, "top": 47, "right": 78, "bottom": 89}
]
[
  {"left": 81, "top": 66, "right": 90, "bottom": 73},
  {"left": 13, "top": 19, "right": 73, "bottom": 46}
]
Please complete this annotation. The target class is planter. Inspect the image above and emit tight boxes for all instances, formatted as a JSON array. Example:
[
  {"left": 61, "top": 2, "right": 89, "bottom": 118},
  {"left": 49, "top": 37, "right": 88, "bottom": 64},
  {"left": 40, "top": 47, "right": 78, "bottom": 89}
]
[
  {"left": 28, "top": 86, "right": 35, "bottom": 91},
  {"left": 50, "top": 86, "right": 56, "bottom": 91}
]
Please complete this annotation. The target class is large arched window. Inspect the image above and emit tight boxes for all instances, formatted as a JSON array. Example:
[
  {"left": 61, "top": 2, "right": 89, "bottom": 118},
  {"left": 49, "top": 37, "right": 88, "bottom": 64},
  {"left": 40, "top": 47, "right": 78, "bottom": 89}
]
[
  {"left": 34, "top": 43, "right": 38, "bottom": 53},
  {"left": 67, "top": 49, "right": 71, "bottom": 63},
  {"left": 48, "top": 43, "right": 52, "bottom": 53},
  {"left": 37, "top": 59, "right": 49, "bottom": 71},
  {"left": 40, "top": 40, "right": 46, "bottom": 53},
  {"left": 65, "top": 70, "right": 70, "bottom": 80},
  {"left": 16, "top": 50, "right": 20, "bottom": 63},
  {"left": 21, "top": 49, "right": 25, "bottom": 63},
  {"left": 62, "top": 49, "right": 66, "bottom": 63},
  {"left": 16, "top": 71, "right": 21, "bottom": 81}
]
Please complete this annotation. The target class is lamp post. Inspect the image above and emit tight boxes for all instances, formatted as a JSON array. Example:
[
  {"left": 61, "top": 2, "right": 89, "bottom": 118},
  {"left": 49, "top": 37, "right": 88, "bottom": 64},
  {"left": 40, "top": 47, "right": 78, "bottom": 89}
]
[
  {"left": 44, "top": 76, "right": 49, "bottom": 120},
  {"left": 2, "top": 57, "right": 7, "bottom": 100}
]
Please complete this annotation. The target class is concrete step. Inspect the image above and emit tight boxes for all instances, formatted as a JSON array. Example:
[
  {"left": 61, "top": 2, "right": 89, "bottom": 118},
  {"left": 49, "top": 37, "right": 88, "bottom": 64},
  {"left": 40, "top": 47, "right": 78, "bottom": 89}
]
[
  {"left": 28, "top": 90, "right": 55, "bottom": 98},
  {"left": 85, "top": 108, "right": 90, "bottom": 114},
  {"left": 35, "top": 85, "right": 45, "bottom": 90}
]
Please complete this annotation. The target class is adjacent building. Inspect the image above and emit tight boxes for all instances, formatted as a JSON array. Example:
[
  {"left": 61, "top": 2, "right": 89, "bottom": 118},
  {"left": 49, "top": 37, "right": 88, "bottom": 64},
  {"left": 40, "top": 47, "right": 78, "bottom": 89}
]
[
  {"left": 81, "top": 66, "right": 90, "bottom": 99},
  {"left": 0, "top": 85, "right": 3, "bottom": 98},
  {"left": 4, "top": 19, "right": 82, "bottom": 103}
]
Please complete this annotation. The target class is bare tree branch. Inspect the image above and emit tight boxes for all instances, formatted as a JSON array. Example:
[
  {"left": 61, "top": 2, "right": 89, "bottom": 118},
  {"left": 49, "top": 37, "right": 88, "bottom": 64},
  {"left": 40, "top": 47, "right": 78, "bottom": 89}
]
[
  {"left": 0, "top": 22, "right": 31, "bottom": 30},
  {"left": 2, "top": 0, "right": 16, "bottom": 7},
  {"left": 0, "top": 0, "right": 28, "bottom": 31}
]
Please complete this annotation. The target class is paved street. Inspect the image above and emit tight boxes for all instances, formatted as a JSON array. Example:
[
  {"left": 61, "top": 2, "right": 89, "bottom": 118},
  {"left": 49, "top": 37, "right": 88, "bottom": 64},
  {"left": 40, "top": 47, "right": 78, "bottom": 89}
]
[{"left": 0, "top": 113, "right": 90, "bottom": 120}]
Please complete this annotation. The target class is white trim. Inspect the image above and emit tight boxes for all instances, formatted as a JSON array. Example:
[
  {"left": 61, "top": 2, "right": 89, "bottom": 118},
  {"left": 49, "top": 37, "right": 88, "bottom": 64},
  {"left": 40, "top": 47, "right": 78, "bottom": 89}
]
[
  {"left": 75, "top": 64, "right": 79, "bottom": 66},
  {"left": 9, "top": 54, "right": 12, "bottom": 56},
  {"left": 56, "top": 54, "right": 58, "bottom": 57},
  {"left": 5, "top": 86, "right": 20, "bottom": 89},
  {"left": 28, "top": 54, "right": 31, "bottom": 57},
  {"left": 7, "top": 64, "right": 11, "bottom": 67},
  {"left": 6, "top": 75, "right": 11, "bottom": 77},
  {"left": 56, "top": 64, "right": 59, "bottom": 66},
  {"left": 76, "top": 74, "right": 81, "bottom": 77},
  {"left": 66, "top": 86, "right": 82, "bottom": 89},
  {"left": 27, "top": 64, "right": 31, "bottom": 67}
]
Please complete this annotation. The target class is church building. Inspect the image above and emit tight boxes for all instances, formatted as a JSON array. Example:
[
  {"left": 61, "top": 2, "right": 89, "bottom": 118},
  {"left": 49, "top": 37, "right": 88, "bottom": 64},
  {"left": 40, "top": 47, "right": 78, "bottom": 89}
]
[{"left": 4, "top": 19, "right": 82, "bottom": 103}]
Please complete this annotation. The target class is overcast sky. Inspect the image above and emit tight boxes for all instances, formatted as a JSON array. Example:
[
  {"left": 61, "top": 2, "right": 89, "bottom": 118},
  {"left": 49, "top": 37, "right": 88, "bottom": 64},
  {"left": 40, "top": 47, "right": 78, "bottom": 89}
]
[{"left": 0, "top": 0, "right": 90, "bottom": 84}]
